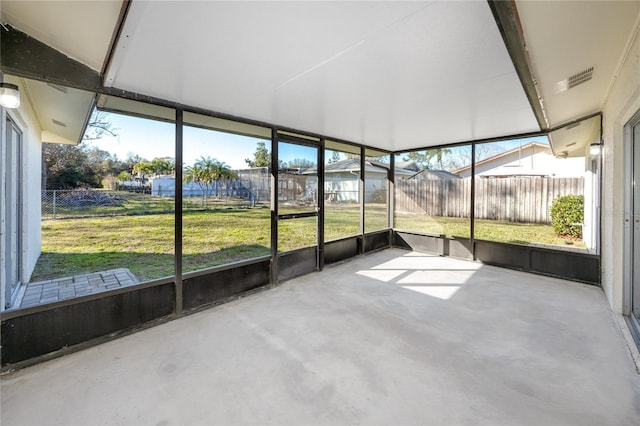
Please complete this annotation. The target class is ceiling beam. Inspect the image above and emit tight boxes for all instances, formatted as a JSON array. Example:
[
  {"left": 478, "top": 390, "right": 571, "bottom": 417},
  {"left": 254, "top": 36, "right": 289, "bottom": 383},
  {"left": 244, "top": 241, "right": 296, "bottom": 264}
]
[
  {"left": 0, "top": 25, "right": 101, "bottom": 92},
  {"left": 487, "top": 0, "right": 548, "bottom": 131}
]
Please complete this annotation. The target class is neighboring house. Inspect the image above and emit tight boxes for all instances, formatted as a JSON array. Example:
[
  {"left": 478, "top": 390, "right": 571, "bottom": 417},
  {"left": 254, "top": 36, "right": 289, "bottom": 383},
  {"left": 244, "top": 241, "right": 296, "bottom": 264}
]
[
  {"left": 0, "top": 76, "right": 94, "bottom": 310},
  {"left": 151, "top": 176, "right": 188, "bottom": 196},
  {"left": 314, "top": 159, "right": 414, "bottom": 203},
  {"left": 395, "top": 160, "right": 461, "bottom": 180},
  {"left": 407, "top": 169, "right": 461, "bottom": 181},
  {"left": 452, "top": 140, "right": 599, "bottom": 250},
  {"left": 395, "top": 160, "right": 421, "bottom": 172},
  {"left": 452, "top": 142, "right": 585, "bottom": 178}
]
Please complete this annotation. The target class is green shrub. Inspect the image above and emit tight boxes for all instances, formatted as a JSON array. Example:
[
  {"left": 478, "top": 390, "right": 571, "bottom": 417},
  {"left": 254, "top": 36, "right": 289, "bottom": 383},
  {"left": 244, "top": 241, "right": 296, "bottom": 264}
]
[{"left": 550, "top": 194, "right": 584, "bottom": 239}]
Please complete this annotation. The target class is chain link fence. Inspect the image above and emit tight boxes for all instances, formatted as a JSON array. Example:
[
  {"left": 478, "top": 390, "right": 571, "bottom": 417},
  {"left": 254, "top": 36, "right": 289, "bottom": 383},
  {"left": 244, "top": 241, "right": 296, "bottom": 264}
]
[{"left": 42, "top": 187, "right": 270, "bottom": 219}]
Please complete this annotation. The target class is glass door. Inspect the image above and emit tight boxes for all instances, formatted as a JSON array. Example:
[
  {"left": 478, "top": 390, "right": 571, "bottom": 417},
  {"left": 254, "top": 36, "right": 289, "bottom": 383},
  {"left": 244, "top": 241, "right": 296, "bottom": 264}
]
[
  {"left": 4, "top": 116, "right": 22, "bottom": 309},
  {"left": 631, "top": 121, "right": 640, "bottom": 326},
  {"left": 276, "top": 139, "right": 321, "bottom": 281}
]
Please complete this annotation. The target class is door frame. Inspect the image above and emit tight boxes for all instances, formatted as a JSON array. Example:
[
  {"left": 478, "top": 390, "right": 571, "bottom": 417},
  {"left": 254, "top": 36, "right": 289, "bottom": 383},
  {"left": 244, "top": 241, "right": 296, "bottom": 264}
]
[
  {"left": 623, "top": 109, "right": 640, "bottom": 344},
  {"left": 2, "top": 113, "right": 24, "bottom": 309},
  {"left": 271, "top": 133, "right": 325, "bottom": 282}
]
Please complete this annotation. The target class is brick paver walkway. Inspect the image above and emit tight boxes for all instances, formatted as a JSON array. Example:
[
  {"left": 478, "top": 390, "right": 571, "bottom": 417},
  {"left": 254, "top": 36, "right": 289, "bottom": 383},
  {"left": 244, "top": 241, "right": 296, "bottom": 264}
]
[{"left": 18, "top": 269, "right": 139, "bottom": 308}]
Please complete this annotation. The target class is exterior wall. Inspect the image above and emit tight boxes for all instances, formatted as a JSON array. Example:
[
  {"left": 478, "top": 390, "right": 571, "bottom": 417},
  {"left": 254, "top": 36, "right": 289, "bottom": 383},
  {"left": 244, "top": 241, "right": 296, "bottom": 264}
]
[
  {"left": 0, "top": 77, "right": 42, "bottom": 309},
  {"left": 457, "top": 145, "right": 584, "bottom": 178},
  {"left": 324, "top": 171, "right": 387, "bottom": 203},
  {"left": 364, "top": 173, "right": 387, "bottom": 203},
  {"left": 325, "top": 172, "right": 358, "bottom": 202},
  {"left": 601, "top": 25, "right": 640, "bottom": 313}
]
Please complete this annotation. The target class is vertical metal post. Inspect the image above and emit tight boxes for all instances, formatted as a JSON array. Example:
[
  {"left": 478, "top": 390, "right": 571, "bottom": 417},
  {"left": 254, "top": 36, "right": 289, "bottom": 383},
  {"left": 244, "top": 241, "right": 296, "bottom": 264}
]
[
  {"left": 175, "top": 108, "right": 183, "bottom": 315},
  {"left": 360, "top": 146, "right": 365, "bottom": 254},
  {"left": 470, "top": 143, "right": 476, "bottom": 259},
  {"left": 389, "top": 154, "right": 395, "bottom": 230},
  {"left": 270, "top": 128, "right": 278, "bottom": 283},
  {"left": 52, "top": 190, "right": 56, "bottom": 219},
  {"left": 318, "top": 140, "right": 325, "bottom": 271},
  {"left": 598, "top": 114, "right": 603, "bottom": 258}
]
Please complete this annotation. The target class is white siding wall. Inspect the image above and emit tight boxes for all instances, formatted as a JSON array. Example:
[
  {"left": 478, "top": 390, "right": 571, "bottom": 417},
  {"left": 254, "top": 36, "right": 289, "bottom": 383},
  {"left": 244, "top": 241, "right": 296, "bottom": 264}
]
[
  {"left": 459, "top": 146, "right": 584, "bottom": 178},
  {"left": 0, "top": 77, "right": 42, "bottom": 309},
  {"left": 601, "top": 25, "right": 640, "bottom": 313}
]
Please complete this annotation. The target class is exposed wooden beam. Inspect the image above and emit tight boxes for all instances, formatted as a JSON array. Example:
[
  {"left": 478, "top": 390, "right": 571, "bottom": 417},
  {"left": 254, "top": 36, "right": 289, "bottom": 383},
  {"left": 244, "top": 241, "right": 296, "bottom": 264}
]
[
  {"left": 0, "top": 25, "right": 101, "bottom": 91},
  {"left": 488, "top": 0, "right": 548, "bottom": 131}
]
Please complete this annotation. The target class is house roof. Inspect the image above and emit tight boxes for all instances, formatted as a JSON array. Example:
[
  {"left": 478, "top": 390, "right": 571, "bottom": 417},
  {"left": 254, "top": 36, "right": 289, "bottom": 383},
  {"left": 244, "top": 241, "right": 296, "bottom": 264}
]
[
  {"left": 394, "top": 161, "right": 420, "bottom": 172},
  {"left": 477, "top": 168, "right": 549, "bottom": 178},
  {"left": 305, "top": 158, "right": 414, "bottom": 176},
  {"left": 408, "top": 169, "right": 461, "bottom": 180},
  {"left": 1, "top": 1, "right": 638, "bottom": 152},
  {"left": 452, "top": 142, "right": 550, "bottom": 175}
]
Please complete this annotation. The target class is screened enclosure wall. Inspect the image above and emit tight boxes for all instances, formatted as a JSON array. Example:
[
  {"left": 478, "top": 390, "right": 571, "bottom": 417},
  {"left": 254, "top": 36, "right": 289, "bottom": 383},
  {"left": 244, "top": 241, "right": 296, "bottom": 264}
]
[
  {"left": 394, "top": 132, "right": 598, "bottom": 253},
  {"left": 394, "top": 145, "right": 472, "bottom": 238},
  {"left": 32, "top": 99, "right": 177, "bottom": 303},
  {"left": 16, "top": 77, "right": 600, "bottom": 315},
  {"left": 182, "top": 112, "right": 271, "bottom": 274},
  {"left": 324, "top": 141, "right": 361, "bottom": 241},
  {"left": 364, "top": 149, "right": 391, "bottom": 233},
  {"left": 473, "top": 137, "right": 588, "bottom": 249}
]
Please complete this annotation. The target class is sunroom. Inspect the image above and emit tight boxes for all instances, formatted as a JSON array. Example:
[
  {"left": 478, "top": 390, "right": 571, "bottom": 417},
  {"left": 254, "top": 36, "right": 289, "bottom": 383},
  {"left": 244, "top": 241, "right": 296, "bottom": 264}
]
[{"left": 1, "top": 1, "right": 640, "bottom": 423}]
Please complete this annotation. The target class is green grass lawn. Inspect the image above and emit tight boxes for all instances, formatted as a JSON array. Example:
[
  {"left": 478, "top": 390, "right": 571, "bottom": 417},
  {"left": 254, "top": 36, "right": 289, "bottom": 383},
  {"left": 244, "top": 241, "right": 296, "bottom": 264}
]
[
  {"left": 393, "top": 213, "right": 586, "bottom": 248},
  {"left": 33, "top": 205, "right": 584, "bottom": 284},
  {"left": 34, "top": 206, "right": 368, "bottom": 282},
  {"left": 325, "top": 203, "right": 390, "bottom": 236},
  {"left": 34, "top": 209, "right": 274, "bottom": 282},
  {"left": 42, "top": 191, "right": 262, "bottom": 219}
]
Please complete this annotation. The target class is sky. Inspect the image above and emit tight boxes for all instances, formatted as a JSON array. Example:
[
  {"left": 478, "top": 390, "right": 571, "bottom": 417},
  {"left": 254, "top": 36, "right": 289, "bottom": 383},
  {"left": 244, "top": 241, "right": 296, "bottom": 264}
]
[
  {"left": 87, "top": 112, "right": 264, "bottom": 170},
  {"left": 86, "top": 111, "right": 548, "bottom": 170}
]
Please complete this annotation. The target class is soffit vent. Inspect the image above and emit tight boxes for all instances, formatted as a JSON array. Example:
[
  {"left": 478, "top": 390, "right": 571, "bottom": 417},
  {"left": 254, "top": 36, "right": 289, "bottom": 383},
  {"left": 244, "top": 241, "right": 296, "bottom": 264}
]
[
  {"left": 555, "top": 66, "right": 594, "bottom": 93},
  {"left": 567, "top": 66, "right": 594, "bottom": 89},
  {"left": 52, "top": 119, "right": 67, "bottom": 127}
]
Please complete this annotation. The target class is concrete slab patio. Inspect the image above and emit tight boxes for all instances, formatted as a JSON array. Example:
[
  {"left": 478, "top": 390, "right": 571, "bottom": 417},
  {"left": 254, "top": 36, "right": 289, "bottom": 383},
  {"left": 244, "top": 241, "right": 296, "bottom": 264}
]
[{"left": 1, "top": 249, "right": 639, "bottom": 425}]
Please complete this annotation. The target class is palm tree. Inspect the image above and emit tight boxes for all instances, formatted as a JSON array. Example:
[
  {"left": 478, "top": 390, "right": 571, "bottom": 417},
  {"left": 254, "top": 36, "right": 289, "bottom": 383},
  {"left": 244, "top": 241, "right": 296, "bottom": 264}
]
[
  {"left": 150, "top": 157, "right": 175, "bottom": 176},
  {"left": 184, "top": 157, "right": 236, "bottom": 207},
  {"left": 183, "top": 164, "right": 202, "bottom": 206},
  {"left": 132, "top": 161, "right": 153, "bottom": 190},
  {"left": 132, "top": 161, "right": 152, "bottom": 177},
  {"left": 184, "top": 162, "right": 210, "bottom": 207},
  {"left": 207, "top": 159, "right": 235, "bottom": 198}
]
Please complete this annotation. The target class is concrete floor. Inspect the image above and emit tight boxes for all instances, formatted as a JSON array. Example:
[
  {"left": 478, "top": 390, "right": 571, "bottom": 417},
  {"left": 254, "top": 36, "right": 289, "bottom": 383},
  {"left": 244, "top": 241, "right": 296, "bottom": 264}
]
[{"left": 2, "top": 249, "right": 639, "bottom": 425}]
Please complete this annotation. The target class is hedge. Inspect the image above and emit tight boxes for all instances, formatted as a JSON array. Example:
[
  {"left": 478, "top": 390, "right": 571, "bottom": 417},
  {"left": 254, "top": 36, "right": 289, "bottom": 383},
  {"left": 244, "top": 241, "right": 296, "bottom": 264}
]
[{"left": 550, "top": 194, "right": 584, "bottom": 239}]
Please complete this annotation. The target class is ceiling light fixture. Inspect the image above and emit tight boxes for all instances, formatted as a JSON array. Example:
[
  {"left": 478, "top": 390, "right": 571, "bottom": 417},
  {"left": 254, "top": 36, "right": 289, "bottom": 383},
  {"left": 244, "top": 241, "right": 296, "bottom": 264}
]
[
  {"left": 0, "top": 82, "right": 20, "bottom": 108},
  {"left": 589, "top": 143, "right": 602, "bottom": 156}
]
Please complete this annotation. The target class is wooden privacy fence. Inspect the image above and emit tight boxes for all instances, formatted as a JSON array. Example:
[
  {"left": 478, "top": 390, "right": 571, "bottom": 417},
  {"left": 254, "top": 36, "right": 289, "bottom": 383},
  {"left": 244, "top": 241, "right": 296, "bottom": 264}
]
[{"left": 395, "top": 177, "right": 584, "bottom": 224}]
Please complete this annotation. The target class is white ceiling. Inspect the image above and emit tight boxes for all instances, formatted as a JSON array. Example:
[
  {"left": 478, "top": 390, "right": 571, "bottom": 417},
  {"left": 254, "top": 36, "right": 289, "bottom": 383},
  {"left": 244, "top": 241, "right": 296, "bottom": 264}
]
[
  {"left": 0, "top": 0, "right": 123, "bottom": 72},
  {"left": 105, "top": 0, "right": 539, "bottom": 151},
  {"left": 16, "top": 76, "right": 95, "bottom": 145},
  {"left": 515, "top": 0, "right": 640, "bottom": 128},
  {"left": 4, "top": 1, "right": 639, "bottom": 154},
  {"left": 547, "top": 114, "right": 601, "bottom": 158}
]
